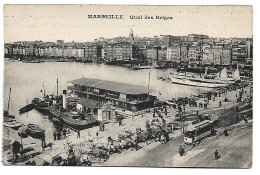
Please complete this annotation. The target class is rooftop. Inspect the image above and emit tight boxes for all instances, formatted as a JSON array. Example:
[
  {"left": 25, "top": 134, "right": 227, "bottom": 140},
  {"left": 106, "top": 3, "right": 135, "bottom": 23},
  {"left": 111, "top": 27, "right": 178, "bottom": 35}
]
[
  {"left": 78, "top": 98, "right": 99, "bottom": 108},
  {"left": 69, "top": 78, "right": 153, "bottom": 95}
]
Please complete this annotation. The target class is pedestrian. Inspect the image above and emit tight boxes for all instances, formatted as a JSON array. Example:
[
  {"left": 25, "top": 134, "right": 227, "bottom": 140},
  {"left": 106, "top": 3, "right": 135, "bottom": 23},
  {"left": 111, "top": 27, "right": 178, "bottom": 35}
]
[
  {"left": 96, "top": 131, "right": 99, "bottom": 140},
  {"left": 224, "top": 127, "right": 228, "bottom": 136},
  {"left": 57, "top": 131, "right": 61, "bottom": 140},
  {"left": 179, "top": 145, "right": 185, "bottom": 156},
  {"left": 77, "top": 130, "right": 80, "bottom": 138},
  {"left": 41, "top": 133, "right": 46, "bottom": 148},
  {"left": 164, "top": 131, "right": 169, "bottom": 143},
  {"left": 135, "top": 135, "right": 139, "bottom": 151},
  {"left": 53, "top": 131, "right": 56, "bottom": 141},
  {"left": 102, "top": 123, "right": 105, "bottom": 131},
  {"left": 63, "top": 129, "right": 67, "bottom": 138},
  {"left": 99, "top": 123, "right": 103, "bottom": 131},
  {"left": 243, "top": 116, "right": 248, "bottom": 123},
  {"left": 219, "top": 101, "right": 222, "bottom": 107},
  {"left": 214, "top": 150, "right": 219, "bottom": 160}
]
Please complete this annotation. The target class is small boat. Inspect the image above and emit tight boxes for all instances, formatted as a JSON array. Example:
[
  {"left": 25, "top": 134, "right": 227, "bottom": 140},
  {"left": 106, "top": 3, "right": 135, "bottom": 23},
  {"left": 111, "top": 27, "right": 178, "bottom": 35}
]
[
  {"left": 19, "top": 104, "right": 35, "bottom": 114},
  {"left": 26, "top": 123, "right": 45, "bottom": 138},
  {"left": 131, "top": 65, "right": 153, "bottom": 70},
  {"left": 3, "top": 118, "right": 23, "bottom": 129}
]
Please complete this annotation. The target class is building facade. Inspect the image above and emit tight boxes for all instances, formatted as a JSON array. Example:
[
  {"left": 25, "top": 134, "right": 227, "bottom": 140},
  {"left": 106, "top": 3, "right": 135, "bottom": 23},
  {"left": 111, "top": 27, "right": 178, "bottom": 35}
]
[{"left": 68, "top": 78, "right": 156, "bottom": 113}]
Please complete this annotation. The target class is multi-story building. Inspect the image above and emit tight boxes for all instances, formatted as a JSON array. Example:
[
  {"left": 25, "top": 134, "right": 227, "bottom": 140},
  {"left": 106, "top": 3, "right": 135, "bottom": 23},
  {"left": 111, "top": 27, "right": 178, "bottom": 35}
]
[
  {"left": 104, "top": 42, "right": 138, "bottom": 62},
  {"left": 187, "top": 34, "right": 209, "bottom": 42},
  {"left": 166, "top": 44, "right": 181, "bottom": 63},
  {"left": 231, "top": 42, "right": 247, "bottom": 64},
  {"left": 222, "top": 47, "right": 232, "bottom": 66},
  {"left": 208, "top": 45, "right": 231, "bottom": 65},
  {"left": 209, "top": 45, "right": 223, "bottom": 65},
  {"left": 63, "top": 46, "right": 75, "bottom": 58},
  {"left": 68, "top": 78, "right": 156, "bottom": 114},
  {"left": 25, "top": 45, "right": 34, "bottom": 56},
  {"left": 162, "top": 35, "right": 174, "bottom": 47},
  {"left": 85, "top": 45, "right": 102, "bottom": 62},
  {"left": 188, "top": 45, "right": 197, "bottom": 63},
  {"left": 246, "top": 40, "right": 253, "bottom": 59},
  {"left": 158, "top": 48, "right": 167, "bottom": 62},
  {"left": 146, "top": 46, "right": 158, "bottom": 63},
  {"left": 202, "top": 44, "right": 211, "bottom": 64}
]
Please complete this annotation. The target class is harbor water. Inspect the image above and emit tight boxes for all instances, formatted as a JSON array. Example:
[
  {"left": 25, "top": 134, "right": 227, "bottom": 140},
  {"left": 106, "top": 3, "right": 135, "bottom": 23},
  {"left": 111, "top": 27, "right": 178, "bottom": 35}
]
[{"left": 3, "top": 59, "right": 207, "bottom": 148}]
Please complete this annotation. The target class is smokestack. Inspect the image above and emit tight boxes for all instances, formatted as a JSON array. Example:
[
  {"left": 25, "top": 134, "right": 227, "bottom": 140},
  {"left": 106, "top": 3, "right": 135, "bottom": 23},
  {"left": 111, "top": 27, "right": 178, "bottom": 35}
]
[{"left": 63, "top": 90, "right": 67, "bottom": 109}]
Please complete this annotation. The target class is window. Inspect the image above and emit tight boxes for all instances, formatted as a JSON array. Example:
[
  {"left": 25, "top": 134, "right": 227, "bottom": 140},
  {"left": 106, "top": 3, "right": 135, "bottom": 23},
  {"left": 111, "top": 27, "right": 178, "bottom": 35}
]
[{"left": 185, "top": 131, "right": 195, "bottom": 138}]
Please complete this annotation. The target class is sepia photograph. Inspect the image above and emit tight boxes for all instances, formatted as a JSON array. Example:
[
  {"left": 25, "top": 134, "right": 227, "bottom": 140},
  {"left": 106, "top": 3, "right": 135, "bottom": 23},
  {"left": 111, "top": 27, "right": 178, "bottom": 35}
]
[{"left": 2, "top": 4, "right": 253, "bottom": 168}]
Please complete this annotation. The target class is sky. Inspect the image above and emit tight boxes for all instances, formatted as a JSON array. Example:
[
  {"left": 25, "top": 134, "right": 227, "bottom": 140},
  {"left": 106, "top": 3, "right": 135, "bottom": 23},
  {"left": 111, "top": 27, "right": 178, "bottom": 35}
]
[{"left": 4, "top": 5, "right": 253, "bottom": 43}]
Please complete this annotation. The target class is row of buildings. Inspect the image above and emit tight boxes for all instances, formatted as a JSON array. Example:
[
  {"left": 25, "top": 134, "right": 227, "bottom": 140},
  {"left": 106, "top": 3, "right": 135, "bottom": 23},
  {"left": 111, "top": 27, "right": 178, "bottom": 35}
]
[
  {"left": 166, "top": 41, "right": 252, "bottom": 65},
  {"left": 4, "top": 29, "right": 253, "bottom": 65}
]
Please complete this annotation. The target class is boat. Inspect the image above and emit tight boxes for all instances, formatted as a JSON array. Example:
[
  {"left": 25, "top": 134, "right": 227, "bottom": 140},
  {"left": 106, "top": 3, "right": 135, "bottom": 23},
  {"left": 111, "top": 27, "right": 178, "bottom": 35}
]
[
  {"left": 32, "top": 97, "right": 50, "bottom": 114},
  {"left": 49, "top": 107, "right": 99, "bottom": 130},
  {"left": 4, "top": 87, "right": 16, "bottom": 120},
  {"left": 19, "top": 103, "right": 34, "bottom": 114},
  {"left": 26, "top": 123, "right": 45, "bottom": 138},
  {"left": 170, "top": 67, "right": 240, "bottom": 88},
  {"left": 170, "top": 75, "right": 226, "bottom": 88},
  {"left": 3, "top": 118, "right": 23, "bottom": 129},
  {"left": 131, "top": 65, "right": 153, "bottom": 70}
]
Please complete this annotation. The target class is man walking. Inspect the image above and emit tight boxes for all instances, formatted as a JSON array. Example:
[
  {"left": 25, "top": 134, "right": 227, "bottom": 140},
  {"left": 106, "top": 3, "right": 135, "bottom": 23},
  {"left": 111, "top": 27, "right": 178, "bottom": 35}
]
[
  {"left": 214, "top": 150, "right": 220, "bottom": 160},
  {"left": 77, "top": 130, "right": 80, "bottom": 138},
  {"left": 53, "top": 131, "right": 56, "bottom": 141}
]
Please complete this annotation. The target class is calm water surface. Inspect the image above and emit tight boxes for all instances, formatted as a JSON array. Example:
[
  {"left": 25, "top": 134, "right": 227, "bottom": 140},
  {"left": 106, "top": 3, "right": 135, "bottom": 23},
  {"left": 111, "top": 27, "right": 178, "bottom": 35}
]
[{"left": 3, "top": 59, "right": 206, "bottom": 146}]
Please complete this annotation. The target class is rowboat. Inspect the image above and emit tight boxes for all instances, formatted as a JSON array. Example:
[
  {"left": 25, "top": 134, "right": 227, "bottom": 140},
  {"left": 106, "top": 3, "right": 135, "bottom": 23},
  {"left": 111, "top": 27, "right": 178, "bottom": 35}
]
[
  {"left": 3, "top": 118, "right": 23, "bottom": 129},
  {"left": 26, "top": 123, "right": 45, "bottom": 138}
]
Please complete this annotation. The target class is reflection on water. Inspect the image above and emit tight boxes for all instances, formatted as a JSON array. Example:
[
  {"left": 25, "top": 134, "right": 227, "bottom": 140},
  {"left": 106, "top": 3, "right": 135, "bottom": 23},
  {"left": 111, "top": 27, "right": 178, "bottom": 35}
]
[{"left": 3, "top": 59, "right": 206, "bottom": 145}]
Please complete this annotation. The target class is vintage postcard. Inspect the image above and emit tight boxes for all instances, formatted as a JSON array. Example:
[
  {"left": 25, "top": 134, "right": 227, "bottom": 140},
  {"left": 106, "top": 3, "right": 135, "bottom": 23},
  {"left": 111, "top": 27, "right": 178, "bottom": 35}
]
[{"left": 2, "top": 5, "right": 253, "bottom": 167}]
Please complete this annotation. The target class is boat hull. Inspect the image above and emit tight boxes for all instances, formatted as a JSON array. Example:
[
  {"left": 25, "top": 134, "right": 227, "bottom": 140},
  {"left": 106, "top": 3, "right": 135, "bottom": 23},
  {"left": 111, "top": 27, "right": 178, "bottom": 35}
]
[
  {"left": 49, "top": 108, "right": 99, "bottom": 130},
  {"left": 27, "top": 124, "right": 45, "bottom": 138},
  {"left": 170, "top": 77, "right": 227, "bottom": 88},
  {"left": 3, "top": 122, "right": 22, "bottom": 129}
]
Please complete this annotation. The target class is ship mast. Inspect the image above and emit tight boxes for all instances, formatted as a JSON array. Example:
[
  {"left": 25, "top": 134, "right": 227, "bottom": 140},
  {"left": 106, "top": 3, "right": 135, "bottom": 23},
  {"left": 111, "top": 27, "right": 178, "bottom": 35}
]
[
  {"left": 7, "top": 87, "right": 11, "bottom": 113},
  {"left": 43, "top": 83, "right": 46, "bottom": 98},
  {"left": 148, "top": 73, "right": 151, "bottom": 89},
  {"left": 56, "top": 76, "right": 59, "bottom": 96}
]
